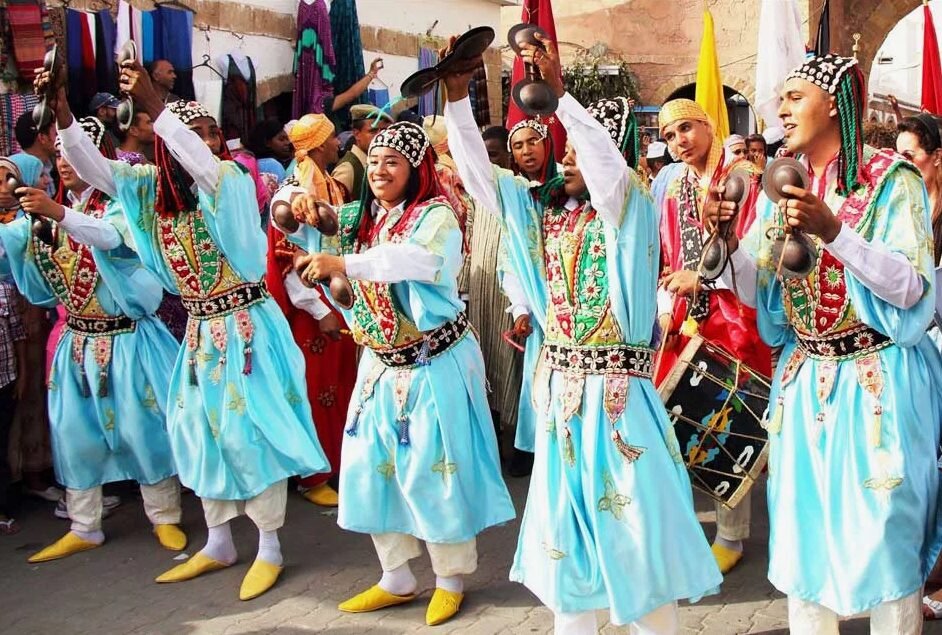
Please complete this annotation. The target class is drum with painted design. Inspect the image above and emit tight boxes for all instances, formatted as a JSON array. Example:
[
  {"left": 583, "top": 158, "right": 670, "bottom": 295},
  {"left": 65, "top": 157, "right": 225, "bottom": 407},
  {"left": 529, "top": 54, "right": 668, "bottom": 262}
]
[{"left": 658, "top": 335, "right": 771, "bottom": 509}]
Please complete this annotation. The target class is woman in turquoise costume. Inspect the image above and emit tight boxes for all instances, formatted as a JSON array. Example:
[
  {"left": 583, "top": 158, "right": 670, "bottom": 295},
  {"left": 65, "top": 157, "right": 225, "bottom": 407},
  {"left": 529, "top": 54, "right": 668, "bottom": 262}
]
[
  {"left": 41, "top": 63, "right": 329, "bottom": 602},
  {"left": 0, "top": 120, "right": 185, "bottom": 564},
  {"left": 273, "top": 121, "right": 514, "bottom": 627},
  {"left": 716, "top": 55, "right": 942, "bottom": 634},
  {"left": 443, "top": 37, "right": 720, "bottom": 634}
]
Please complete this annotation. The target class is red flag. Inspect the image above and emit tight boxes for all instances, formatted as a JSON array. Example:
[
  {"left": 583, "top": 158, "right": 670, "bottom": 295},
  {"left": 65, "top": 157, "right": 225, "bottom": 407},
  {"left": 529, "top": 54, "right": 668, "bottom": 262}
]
[
  {"left": 506, "top": 0, "right": 566, "bottom": 161},
  {"left": 923, "top": 2, "right": 942, "bottom": 114}
]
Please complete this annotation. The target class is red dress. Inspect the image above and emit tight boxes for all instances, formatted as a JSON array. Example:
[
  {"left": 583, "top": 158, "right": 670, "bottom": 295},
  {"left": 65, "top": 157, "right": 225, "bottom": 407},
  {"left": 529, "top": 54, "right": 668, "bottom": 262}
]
[
  {"left": 654, "top": 163, "right": 772, "bottom": 386},
  {"left": 265, "top": 226, "right": 356, "bottom": 486}
]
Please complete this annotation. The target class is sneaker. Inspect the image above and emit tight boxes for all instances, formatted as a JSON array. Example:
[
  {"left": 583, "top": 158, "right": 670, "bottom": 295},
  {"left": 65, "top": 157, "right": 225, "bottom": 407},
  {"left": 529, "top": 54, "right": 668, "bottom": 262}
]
[{"left": 54, "top": 495, "right": 122, "bottom": 520}]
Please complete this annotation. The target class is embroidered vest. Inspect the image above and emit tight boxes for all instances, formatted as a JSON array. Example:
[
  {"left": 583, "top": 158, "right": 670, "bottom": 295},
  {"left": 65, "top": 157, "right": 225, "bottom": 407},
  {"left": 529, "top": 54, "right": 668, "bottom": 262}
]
[{"left": 542, "top": 203, "right": 623, "bottom": 346}]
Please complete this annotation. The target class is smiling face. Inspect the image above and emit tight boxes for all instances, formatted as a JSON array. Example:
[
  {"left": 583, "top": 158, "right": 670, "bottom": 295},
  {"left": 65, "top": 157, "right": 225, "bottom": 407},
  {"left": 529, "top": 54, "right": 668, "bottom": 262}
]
[
  {"left": 662, "top": 119, "right": 713, "bottom": 170},
  {"left": 560, "top": 142, "right": 587, "bottom": 198},
  {"left": 367, "top": 146, "right": 412, "bottom": 206},
  {"left": 510, "top": 127, "right": 546, "bottom": 179},
  {"left": 778, "top": 77, "right": 837, "bottom": 155}
]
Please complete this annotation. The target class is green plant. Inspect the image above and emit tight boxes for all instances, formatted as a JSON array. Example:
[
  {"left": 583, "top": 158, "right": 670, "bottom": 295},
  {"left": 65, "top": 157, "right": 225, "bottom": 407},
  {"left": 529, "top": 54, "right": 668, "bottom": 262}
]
[{"left": 562, "top": 57, "right": 641, "bottom": 106}]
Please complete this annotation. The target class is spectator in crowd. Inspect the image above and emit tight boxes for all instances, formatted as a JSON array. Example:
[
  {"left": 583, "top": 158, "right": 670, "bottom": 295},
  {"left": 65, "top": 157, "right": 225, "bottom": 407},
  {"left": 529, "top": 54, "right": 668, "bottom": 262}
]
[
  {"left": 246, "top": 119, "right": 294, "bottom": 183},
  {"left": 745, "top": 133, "right": 767, "bottom": 170},
  {"left": 116, "top": 112, "right": 155, "bottom": 165},
  {"left": 482, "top": 126, "right": 511, "bottom": 169},
  {"left": 88, "top": 93, "right": 119, "bottom": 127},
  {"left": 147, "top": 60, "right": 180, "bottom": 104},
  {"left": 13, "top": 113, "right": 56, "bottom": 196},
  {"left": 332, "top": 104, "right": 393, "bottom": 202},
  {"left": 0, "top": 275, "right": 26, "bottom": 535}
]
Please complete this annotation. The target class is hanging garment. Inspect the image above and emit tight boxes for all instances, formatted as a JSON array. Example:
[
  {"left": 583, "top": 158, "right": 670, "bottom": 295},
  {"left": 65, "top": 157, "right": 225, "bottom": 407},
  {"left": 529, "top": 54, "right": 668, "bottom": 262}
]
[
  {"left": 65, "top": 9, "right": 99, "bottom": 114},
  {"left": 157, "top": 5, "right": 194, "bottom": 100},
  {"left": 293, "top": 0, "right": 335, "bottom": 117},
  {"left": 417, "top": 47, "right": 439, "bottom": 118},
  {"left": 220, "top": 53, "right": 257, "bottom": 142},
  {"left": 329, "top": 0, "right": 366, "bottom": 129},
  {"left": 7, "top": 0, "right": 45, "bottom": 82},
  {"left": 141, "top": 10, "right": 154, "bottom": 64},
  {"left": 193, "top": 72, "right": 224, "bottom": 126},
  {"left": 95, "top": 10, "right": 117, "bottom": 97},
  {"left": 0, "top": 93, "right": 39, "bottom": 156}
]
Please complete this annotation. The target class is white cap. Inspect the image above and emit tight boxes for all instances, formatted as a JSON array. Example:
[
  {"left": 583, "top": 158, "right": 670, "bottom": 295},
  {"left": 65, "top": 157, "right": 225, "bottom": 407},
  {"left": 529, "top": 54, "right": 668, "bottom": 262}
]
[
  {"left": 646, "top": 141, "right": 667, "bottom": 160},
  {"left": 762, "top": 126, "right": 785, "bottom": 144},
  {"left": 226, "top": 138, "right": 242, "bottom": 151},
  {"left": 284, "top": 119, "right": 299, "bottom": 135},
  {"left": 724, "top": 134, "right": 745, "bottom": 149}
]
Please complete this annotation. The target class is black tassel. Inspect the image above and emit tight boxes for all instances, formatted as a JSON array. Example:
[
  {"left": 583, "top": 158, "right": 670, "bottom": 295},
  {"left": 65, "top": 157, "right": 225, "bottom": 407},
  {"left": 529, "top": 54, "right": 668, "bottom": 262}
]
[
  {"left": 398, "top": 416, "right": 410, "bottom": 446},
  {"left": 80, "top": 369, "right": 91, "bottom": 398},
  {"left": 188, "top": 357, "right": 198, "bottom": 386},
  {"left": 97, "top": 371, "right": 108, "bottom": 398}
]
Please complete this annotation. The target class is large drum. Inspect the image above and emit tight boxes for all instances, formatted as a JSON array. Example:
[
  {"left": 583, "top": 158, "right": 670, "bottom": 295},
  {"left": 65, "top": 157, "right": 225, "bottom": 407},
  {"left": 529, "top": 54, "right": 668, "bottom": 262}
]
[{"left": 658, "top": 335, "right": 770, "bottom": 509}]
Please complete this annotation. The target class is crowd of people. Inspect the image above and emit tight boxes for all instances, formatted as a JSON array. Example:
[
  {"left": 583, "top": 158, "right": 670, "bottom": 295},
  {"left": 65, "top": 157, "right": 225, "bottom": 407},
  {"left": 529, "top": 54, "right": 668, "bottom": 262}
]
[{"left": 0, "top": 30, "right": 941, "bottom": 635}]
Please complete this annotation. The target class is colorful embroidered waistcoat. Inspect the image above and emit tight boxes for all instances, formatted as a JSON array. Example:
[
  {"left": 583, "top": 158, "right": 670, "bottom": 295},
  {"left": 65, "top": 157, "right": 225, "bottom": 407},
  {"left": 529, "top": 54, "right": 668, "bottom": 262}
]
[
  {"left": 32, "top": 202, "right": 107, "bottom": 319},
  {"left": 542, "top": 203, "right": 623, "bottom": 346},
  {"left": 777, "top": 149, "right": 906, "bottom": 339},
  {"left": 156, "top": 207, "right": 247, "bottom": 301},
  {"left": 336, "top": 199, "right": 447, "bottom": 351}
]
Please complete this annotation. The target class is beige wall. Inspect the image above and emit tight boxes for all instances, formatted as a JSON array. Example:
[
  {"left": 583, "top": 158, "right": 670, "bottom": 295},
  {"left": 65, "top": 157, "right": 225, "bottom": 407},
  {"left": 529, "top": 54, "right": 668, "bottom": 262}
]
[{"left": 501, "top": 0, "right": 926, "bottom": 108}]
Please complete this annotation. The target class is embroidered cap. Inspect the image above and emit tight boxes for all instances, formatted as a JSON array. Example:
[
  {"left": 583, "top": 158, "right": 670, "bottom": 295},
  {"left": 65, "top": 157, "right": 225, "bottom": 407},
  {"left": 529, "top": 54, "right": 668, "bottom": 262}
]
[
  {"left": 166, "top": 100, "right": 215, "bottom": 125},
  {"left": 587, "top": 97, "right": 632, "bottom": 151},
  {"left": 368, "top": 122, "right": 430, "bottom": 168},
  {"left": 507, "top": 118, "right": 548, "bottom": 151},
  {"left": 785, "top": 53, "right": 858, "bottom": 95},
  {"left": 55, "top": 116, "right": 107, "bottom": 151}
]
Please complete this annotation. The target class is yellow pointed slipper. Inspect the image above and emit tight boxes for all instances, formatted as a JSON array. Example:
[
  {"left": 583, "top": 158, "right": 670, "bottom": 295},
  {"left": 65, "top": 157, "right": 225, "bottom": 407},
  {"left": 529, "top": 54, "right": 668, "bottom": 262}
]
[
  {"left": 239, "top": 559, "right": 283, "bottom": 601},
  {"left": 28, "top": 532, "right": 102, "bottom": 563},
  {"left": 426, "top": 588, "right": 464, "bottom": 626},
  {"left": 338, "top": 584, "right": 416, "bottom": 613},
  {"left": 155, "top": 552, "right": 231, "bottom": 583},
  {"left": 302, "top": 483, "right": 339, "bottom": 507},
  {"left": 711, "top": 543, "right": 743, "bottom": 574},
  {"left": 153, "top": 524, "right": 187, "bottom": 551}
]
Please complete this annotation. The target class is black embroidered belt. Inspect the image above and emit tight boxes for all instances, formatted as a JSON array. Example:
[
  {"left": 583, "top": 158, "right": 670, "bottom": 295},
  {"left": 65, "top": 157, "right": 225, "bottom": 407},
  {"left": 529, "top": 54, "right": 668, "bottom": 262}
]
[
  {"left": 181, "top": 282, "right": 269, "bottom": 319},
  {"left": 794, "top": 324, "right": 892, "bottom": 360},
  {"left": 66, "top": 314, "right": 136, "bottom": 336},
  {"left": 543, "top": 343, "right": 654, "bottom": 378},
  {"left": 373, "top": 313, "right": 470, "bottom": 368}
]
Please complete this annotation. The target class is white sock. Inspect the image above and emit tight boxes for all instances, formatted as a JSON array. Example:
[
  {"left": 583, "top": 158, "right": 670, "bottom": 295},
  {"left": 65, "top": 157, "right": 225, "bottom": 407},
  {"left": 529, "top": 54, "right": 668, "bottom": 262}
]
[
  {"left": 257, "top": 529, "right": 282, "bottom": 566},
  {"left": 715, "top": 536, "right": 743, "bottom": 553},
  {"left": 200, "top": 522, "right": 237, "bottom": 564},
  {"left": 72, "top": 529, "right": 104, "bottom": 544},
  {"left": 554, "top": 610, "right": 598, "bottom": 634},
  {"left": 436, "top": 574, "right": 463, "bottom": 593},
  {"left": 379, "top": 562, "right": 417, "bottom": 596}
]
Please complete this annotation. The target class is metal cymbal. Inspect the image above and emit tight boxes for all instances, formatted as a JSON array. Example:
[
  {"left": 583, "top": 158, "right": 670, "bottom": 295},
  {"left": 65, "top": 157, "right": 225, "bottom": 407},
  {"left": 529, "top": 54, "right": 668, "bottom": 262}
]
[{"left": 762, "top": 157, "right": 808, "bottom": 203}]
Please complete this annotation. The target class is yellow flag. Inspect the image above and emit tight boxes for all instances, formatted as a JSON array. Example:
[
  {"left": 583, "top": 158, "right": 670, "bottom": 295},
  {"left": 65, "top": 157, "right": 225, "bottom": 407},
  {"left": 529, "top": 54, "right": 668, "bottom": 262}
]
[{"left": 695, "top": 9, "right": 730, "bottom": 139}]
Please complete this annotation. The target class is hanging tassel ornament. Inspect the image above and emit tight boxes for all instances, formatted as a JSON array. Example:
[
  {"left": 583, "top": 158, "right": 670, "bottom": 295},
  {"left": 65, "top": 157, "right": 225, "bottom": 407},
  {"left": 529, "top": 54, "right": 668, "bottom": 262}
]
[
  {"left": 563, "top": 427, "right": 576, "bottom": 467},
  {"left": 242, "top": 346, "right": 253, "bottom": 375},
  {"left": 612, "top": 430, "right": 645, "bottom": 463},
  {"left": 80, "top": 367, "right": 91, "bottom": 398},
  {"left": 869, "top": 404, "right": 883, "bottom": 448},
  {"left": 97, "top": 371, "right": 108, "bottom": 398},
  {"left": 346, "top": 406, "right": 362, "bottom": 437},
  {"left": 188, "top": 355, "right": 198, "bottom": 386},
  {"left": 766, "top": 396, "right": 784, "bottom": 434},
  {"left": 416, "top": 337, "right": 431, "bottom": 366},
  {"left": 398, "top": 415, "right": 411, "bottom": 446}
]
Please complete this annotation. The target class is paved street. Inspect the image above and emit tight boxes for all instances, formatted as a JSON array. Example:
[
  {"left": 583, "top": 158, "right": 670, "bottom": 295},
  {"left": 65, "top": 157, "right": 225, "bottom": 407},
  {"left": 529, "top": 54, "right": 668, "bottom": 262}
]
[{"left": 2, "top": 475, "right": 939, "bottom": 634}]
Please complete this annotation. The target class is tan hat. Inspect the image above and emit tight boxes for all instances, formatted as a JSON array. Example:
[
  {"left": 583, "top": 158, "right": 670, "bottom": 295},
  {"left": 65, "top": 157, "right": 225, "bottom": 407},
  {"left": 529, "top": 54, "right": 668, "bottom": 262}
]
[{"left": 350, "top": 104, "right": 394, "bottom": 125}]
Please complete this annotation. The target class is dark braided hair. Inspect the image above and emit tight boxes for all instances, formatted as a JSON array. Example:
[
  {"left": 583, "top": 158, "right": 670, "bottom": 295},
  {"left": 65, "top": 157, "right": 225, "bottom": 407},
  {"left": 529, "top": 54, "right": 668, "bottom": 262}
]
[{"left": 834, "top": 65, "right": 866, "bottom": 196}]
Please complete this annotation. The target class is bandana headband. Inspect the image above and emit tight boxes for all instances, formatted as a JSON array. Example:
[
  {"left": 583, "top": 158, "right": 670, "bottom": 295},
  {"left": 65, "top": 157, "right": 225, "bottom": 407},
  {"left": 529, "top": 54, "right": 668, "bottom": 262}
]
[
  {"left": 369, "top": 122, "right": 430, "bottom": 168},
  {"left": 507, "top": 119, "right": 548, "bottom": 151}
]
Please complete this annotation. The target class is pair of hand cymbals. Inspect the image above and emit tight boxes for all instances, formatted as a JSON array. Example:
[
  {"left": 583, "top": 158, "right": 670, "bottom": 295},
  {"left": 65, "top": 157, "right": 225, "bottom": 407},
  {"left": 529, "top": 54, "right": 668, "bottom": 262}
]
[
  {"left": 400, "top": 27, "right": 495, "bottom": 99},
  {"left": 32, "top": 45, "right": 61, "bottom": 130},
  {"left": 762, "top": 157, "right": 817, "bottom": 279},
  {"left": 507, "top": 23, "right": 558, "bottom": 116},
  {"left": 116, "top": 41, "right": 138, "bottom": 131}
]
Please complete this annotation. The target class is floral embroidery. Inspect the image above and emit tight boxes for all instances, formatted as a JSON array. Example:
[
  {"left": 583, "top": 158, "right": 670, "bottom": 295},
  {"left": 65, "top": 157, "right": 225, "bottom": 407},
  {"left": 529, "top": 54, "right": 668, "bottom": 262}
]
[
  {"left": 103, "top": 408, "right": 115, "bottom": 432},
  {"left": 207, "top": 409, "right": 220, "bottom": 439},
  {"left": 142, "top": 384, "right": 159, "bottom": 413},
  {"left": 542, "top": 542, "right": 567, "bottom": 560},
  {"left": 377, "top": 451, "right": 396, "bottom": 480},
  {"left": 431, "top": 456, "right": 458, "bottom": 483},
  {"left": 597, "top": 473, "right": 630, "bottom": 520},
  {"left": 317, "top": 386, "right": 336, "bottom": 408},
  {"left": 226, "top": 383, "right": 246, "bottom": 415},
  {"left": 157, "top": 209, "right": 222, "bottom": 297},
  {"left": 285, "top": 385, "right": 302, "bottom": 407}
]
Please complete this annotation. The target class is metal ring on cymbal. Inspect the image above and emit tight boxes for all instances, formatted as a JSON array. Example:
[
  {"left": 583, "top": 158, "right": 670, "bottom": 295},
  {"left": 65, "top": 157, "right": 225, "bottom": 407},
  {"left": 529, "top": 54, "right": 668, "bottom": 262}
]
[
  {"left": 116, "top": 41, "right": 138, "bottom": 132},
  {"left": 699, "top": 168, "right": 751, "bottom": 281}
]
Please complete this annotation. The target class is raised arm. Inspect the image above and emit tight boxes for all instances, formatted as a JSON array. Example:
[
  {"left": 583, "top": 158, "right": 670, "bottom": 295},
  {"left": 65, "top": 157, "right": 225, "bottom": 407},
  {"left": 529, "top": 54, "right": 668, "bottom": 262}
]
[
  {"left": 556, "top": 93, "right": 630, "bottom": 226},
  {"left": 443, "top": 96, "right": 500, "bottom": 214},
  {"left": 17, "top": 188, "right": 122, "bottom": 250}
]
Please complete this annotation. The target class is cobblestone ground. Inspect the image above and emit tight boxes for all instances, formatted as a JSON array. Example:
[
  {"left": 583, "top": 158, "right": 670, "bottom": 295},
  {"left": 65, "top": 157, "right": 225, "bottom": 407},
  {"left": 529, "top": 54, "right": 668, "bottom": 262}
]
[{"left": 2, "top": 475, "right": 939, "bottom": 634}]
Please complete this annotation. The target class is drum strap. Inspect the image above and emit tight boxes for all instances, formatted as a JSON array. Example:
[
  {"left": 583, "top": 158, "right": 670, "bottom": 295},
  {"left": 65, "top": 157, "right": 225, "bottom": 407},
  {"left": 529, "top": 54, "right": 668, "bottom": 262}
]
[{"left": 679, "top": 174, "right": 710, "bottom": 320}]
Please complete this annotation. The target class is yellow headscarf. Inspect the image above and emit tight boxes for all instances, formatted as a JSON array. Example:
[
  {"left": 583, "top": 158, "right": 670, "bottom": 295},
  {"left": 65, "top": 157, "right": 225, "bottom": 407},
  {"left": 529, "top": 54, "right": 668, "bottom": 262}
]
[
  {"left": 289, "top": 113, "right": 336, "bottom": 201},
  {"left": 658, "top": 98, "right": 723, "bottom": 180},
  {"left": 422, "top": 115, "right": 456, "bottom": 172}
]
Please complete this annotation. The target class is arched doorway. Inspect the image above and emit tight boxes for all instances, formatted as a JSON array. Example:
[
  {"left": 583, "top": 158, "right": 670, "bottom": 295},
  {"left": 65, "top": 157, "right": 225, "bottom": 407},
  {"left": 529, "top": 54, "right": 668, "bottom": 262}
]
[{"left": 663, "top": 83, "right": 756, "bottom": 138}]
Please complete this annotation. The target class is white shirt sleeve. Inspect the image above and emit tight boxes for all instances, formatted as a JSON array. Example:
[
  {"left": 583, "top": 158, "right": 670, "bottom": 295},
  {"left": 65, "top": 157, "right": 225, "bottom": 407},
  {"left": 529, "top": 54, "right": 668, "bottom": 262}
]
[
  {"left": 444, "top": 97, "right": 500, "bottom": 214},
  {"left": 344, "top": 243, "right": 443, "bottom": 284},
  {"left": 824, "top": 222, "right": 925, "bottom": 309},
  {"left": 58, "top": 121, "right": 118, "bottom": 198},
  {"left": 284, "top": 271, "right": 332, "bottom": 320},
  {"left": 656, "top": 286, "right": 674, "bottom": 317},
  {"left": 58, "top": 208, "right": 123, "bottom": 250},
  {"left": 720, "top": 247, "right": 759, "bottom": 309},
  {"left": 152, "top": 109, "right": 220, "bottom": 194},
  {"left": 501, "top": 271, "right": 530, "bottom": 320},
  {"left": 555, "top": 92, "right": 630, "bottom": 227}
]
